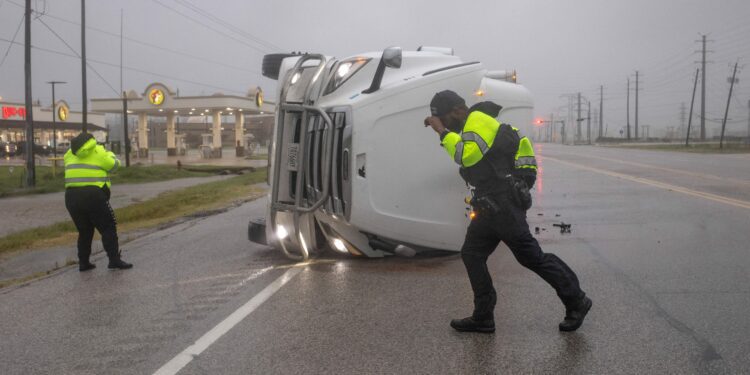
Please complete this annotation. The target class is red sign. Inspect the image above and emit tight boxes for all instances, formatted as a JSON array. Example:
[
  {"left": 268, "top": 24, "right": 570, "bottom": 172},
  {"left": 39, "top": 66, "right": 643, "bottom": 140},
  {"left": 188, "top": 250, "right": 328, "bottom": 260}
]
[{"left": 2, "top": 106, "right": 26, "bottom": 119}]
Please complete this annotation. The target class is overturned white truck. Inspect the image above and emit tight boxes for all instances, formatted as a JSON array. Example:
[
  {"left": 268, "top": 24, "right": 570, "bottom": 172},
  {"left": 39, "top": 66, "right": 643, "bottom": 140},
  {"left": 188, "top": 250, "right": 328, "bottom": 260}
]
[{"left": 248, "top": 47, "right": 533, "bottom": 260}]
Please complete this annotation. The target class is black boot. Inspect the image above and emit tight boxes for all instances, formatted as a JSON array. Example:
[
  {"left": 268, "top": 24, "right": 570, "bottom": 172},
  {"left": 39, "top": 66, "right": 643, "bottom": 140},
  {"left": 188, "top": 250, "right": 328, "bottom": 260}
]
[
  {"left": 559, "top": 296, "right": 592, "bottom": 332},
  {"left": 108, "top": 259, "right": 133, "bottom": 270},
  {"left": 450, "top": 316, "right": 495, "bottom": 333},
  {"left": 79, "top": 262, "right": 96, "bottom": 272}
]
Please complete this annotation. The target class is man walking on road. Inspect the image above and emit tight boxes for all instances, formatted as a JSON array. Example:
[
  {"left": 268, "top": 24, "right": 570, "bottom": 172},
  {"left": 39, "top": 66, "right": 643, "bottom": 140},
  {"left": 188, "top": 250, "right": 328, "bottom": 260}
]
[
  {"left": 423, "top": 90, "right": 591, "bottom": 333},
  {"left": 64, "top": 132, "right": 132, "bottom": 271}
]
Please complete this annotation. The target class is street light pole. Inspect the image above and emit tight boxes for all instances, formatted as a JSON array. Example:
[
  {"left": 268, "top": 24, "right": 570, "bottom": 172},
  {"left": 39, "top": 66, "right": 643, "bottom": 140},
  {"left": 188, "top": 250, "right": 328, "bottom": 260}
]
[{"left": 47, "top": 81, "right": 66, "bottom": 158}]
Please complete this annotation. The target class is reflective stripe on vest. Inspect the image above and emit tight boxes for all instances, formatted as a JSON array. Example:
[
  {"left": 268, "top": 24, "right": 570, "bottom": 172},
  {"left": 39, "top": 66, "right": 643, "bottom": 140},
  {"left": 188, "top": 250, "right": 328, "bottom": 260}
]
[
  {"left": 65, "top": 163, "right": 106, "bottom": 171},
  {"left": 454, "top": 131, "right": 491, "bottom": 165},
  {"left": 515, "top": 156, "right": 537, "bottom": 168},
  {"left": 453, "top": 142, "right": 464, "bottom": 164},
  {"left": 65, "top": 177, "right": 110, "bottom": 183},
  {"left": 461, "top": 132, "right": 490, "bottom": 154}
]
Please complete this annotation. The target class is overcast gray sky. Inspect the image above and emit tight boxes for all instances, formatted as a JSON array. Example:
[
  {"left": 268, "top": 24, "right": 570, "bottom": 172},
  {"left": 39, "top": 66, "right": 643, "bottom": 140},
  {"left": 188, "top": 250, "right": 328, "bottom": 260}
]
[{"left": 0, "top": 0, "right": 748, "bottom": 137}]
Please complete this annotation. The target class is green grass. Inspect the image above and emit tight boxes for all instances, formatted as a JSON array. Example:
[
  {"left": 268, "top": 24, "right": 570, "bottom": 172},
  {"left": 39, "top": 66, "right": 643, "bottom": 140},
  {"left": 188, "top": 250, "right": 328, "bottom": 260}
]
[
  {"left": 609, "top": 142, "right": 750, "bottom": 154},
  {"left": 247, "top": 154, "right": 269, "bottom": 160},
  {"left": 0, "top": 164, "right": 226, "bottom": 197},
  {"left": 0, "top": 168, "right": 267, "bottom": 256}
]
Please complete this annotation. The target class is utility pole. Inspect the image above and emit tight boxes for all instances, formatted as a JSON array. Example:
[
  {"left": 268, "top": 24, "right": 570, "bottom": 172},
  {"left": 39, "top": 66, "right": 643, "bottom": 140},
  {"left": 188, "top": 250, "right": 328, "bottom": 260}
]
[
  {"left": 680, "top": 102, "right": 686, "bottom": 139},
  {"left": 548, "top": 113, "right": 553, "bottom": 142},
  {"left": 593, "top": 107, "right": 599, "bottom": 141},
  {"left": 81, "top": 0, "right": 88, "bottom": 133},
  {"left": 599, "top": 85, "right": 603, "bottom": 140},
  {"left": 635, "top": 70, "right": 640, "bottom": 140},
  {"left": 47, "top": 81, "right": 66, "bottom": 158},
  {"left": 699, "top": 34, "right": 708, "bottom": 140},
  {"left": 576, "top": 92, "right": 583, "bottom": 142},
  {"left": 24, "top": 0, "right": 35, "bottom": 188},
  {"left": 686, "top": 68, "right": 699, "bottom": 146},
  {"left": 719, "top": 62, "right": 739, "bottom": 149},
  {"left": 550, "top": 113, "right": 555, "bottom": 142},
  {"left": 587, "top": 100, "right": 591, "bottom": 144},
  {"left": 626, "top": 77, "right": 631, "bottom": 140},
  {"left": 747, "top": 99, "right": 750, "bottom": 143},
  {"left": 120, "top": 9, "right": 123, "bottom": 94},
  {"left": 560, "top": 120, "right": 566, "bottom": 144},
  {"left": 559, "top": 93, "right": 575, "bottom": 145}
]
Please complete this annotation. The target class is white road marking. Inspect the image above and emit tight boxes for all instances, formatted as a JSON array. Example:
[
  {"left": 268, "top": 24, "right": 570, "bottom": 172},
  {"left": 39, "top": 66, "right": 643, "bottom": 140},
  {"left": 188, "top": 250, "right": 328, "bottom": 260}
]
[
  {"left": 152, "top": 266, "right": 303, "bottom": 375},
  {"left": 552, "top": 150, "right": 750, "bottom": 186},
  {"left": 545, "top": 156, "right": 750, "bottom": 211}
]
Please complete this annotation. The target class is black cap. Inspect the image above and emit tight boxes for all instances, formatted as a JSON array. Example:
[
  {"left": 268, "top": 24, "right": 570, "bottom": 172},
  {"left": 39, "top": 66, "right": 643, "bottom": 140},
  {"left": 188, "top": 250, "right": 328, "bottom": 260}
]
[
  {"left": 71, "top": 132, "right": 94, "bottom": 155},
  {"left": 430, "top": 90, "right": 465, "bottom": 117}
]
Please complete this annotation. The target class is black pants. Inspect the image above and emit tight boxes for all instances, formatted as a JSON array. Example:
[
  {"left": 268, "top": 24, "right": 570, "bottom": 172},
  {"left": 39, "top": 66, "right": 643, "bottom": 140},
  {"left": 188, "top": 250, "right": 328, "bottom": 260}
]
[
  {"left": 65, "top": 186, "right": 120, "bottom": 264},
  {"left": 461, "top": 197, "right": 584, "bottom": 320}
]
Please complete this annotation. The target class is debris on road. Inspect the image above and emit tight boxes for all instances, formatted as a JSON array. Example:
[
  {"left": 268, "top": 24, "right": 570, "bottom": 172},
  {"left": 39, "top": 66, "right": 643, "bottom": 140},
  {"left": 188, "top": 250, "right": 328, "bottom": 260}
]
[{"left": 553, "top": 222, "right": 572, "bottom": 234}]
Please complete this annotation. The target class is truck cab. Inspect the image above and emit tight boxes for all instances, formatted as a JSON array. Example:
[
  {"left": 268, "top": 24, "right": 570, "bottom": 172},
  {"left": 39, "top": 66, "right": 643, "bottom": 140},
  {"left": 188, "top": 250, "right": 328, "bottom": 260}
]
[{"left": 250, "top": 47, "right": 533, "bottom": 259}]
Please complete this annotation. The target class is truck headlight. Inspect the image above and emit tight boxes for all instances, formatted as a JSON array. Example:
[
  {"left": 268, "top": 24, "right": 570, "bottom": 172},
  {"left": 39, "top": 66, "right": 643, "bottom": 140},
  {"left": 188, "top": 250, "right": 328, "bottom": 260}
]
[
  {"left": 332, "top": 238, "right": 348, "bottom": 253},
  {"left": 276, "top": 225, "right": 289, "bottom": 240},
  {"left": 323, "top": 57, "right": 370, "bottom": 95}
]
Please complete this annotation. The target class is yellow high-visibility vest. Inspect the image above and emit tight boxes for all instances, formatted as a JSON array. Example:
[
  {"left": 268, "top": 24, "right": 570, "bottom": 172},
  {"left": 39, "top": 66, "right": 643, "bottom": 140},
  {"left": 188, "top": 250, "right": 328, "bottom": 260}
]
[
  {"left": 441, "top": 111, "right": 501, "bottom": 167},
  {"left": 514, "top": 133, "right": 537, "bottom": 172},
  {"left": 64, "top": 138, "right": 120, "bottom": 188}
]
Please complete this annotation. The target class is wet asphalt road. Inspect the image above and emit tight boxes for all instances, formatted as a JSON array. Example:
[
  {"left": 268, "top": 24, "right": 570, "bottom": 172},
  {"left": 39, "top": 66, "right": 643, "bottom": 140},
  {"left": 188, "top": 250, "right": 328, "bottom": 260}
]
[{"left": 1, "top": 143, "right": 749, "bottom": 374}]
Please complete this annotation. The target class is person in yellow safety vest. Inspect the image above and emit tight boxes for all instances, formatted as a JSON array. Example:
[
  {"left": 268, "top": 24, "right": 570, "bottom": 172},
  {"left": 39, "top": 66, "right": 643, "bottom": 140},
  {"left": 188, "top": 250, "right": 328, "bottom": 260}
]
[
  {"left": 468, "top": 101, "right": 538, "bottom": 188},
  {"left": 64, "top": 132, "right": 132, "bottom": 271},
  {"left": 424, "top": 90, "right": 590, "bottom": 333}
]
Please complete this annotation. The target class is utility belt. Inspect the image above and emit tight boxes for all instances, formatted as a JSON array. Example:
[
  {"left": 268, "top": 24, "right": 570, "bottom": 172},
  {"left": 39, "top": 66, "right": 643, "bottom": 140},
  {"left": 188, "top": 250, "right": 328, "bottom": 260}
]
[
  {"left": 65, "top": 185, "right": 111, "bottom": 200},
  {"left": 470, "top": 194, "right": 505, "bottom": 216},
  {"left": 470, "top": 175, "right": 532, "bottom": 216}
]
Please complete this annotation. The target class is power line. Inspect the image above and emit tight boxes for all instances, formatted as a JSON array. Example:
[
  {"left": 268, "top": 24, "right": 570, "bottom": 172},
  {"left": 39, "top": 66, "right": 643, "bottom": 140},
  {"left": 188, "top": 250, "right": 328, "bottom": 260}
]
[
  {"left": 3, "top": 0, "right": 262, "bottom": 75},
  {"left": 0, "top": 13, "right": 24, "bottom": 67},
  {"left": 36, "top": 16, "right": 119, "bottom": 95},
  {"left": 171, "top": 0, "right": 282, "bottom": 51},
  {"left": 0, "top": 36, "right": 245, "bottom": 95},
  {"left": 151, "top": 0, "right": 273, "bottom": 55}
]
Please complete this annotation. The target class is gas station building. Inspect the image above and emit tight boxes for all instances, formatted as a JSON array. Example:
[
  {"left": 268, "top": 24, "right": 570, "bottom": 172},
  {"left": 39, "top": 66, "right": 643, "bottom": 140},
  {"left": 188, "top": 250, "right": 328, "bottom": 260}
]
[
  {"left": 0, "top": 99, "right": 107, "bottom": 145},
  {"left": 91, "top": 83, "right": 274, "bottom": 158}
]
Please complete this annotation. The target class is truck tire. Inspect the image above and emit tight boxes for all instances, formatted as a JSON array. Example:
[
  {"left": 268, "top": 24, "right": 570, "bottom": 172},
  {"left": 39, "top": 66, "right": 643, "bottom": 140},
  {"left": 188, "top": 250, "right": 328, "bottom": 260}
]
[{"left": 262, "top": 53, "right": 297, "bottom": 80}]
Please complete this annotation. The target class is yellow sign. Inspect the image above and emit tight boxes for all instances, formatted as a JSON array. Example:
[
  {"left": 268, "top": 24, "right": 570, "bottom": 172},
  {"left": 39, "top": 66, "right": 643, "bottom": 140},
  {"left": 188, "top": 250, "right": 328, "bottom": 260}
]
[
  {"left": 148, "top": 88, "right": 165, "bottom": 106},
  {"left": 57, "top": 104, "right": 69, "bottom": 121},
  {"left": 255, "top": 89, "right": 263, "bottom": 108}
]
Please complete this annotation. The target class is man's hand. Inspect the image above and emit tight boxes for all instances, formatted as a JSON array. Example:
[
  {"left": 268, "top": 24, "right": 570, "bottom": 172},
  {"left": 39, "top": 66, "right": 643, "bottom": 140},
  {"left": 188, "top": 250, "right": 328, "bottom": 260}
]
[{"left": 424, "top": 116, "right": 447, "bottom": 134}]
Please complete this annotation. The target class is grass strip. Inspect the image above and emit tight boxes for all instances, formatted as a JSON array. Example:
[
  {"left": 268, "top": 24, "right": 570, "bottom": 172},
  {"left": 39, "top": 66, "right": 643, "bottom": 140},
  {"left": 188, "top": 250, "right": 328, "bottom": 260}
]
[
  {"left": 0, "top": 168, "right": 267, "bottom": 256},
  {"left": 0, "top": 164, "right": 227, "bottom": 197}
]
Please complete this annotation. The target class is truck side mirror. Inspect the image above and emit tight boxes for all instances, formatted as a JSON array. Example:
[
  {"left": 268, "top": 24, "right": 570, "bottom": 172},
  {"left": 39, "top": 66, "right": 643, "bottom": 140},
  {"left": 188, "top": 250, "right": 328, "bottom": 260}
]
[
  {"left": 382, "top": 46, "right": 402, "bottom": 68},
  {"left": 363, "top": 46, "right": 402, "bottom": 94}
]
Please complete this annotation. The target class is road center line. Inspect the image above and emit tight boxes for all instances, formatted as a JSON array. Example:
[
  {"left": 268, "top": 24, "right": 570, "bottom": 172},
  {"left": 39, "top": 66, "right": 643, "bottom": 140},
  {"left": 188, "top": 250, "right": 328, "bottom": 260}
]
[
  {"left": 153, "top": 266, "right": 303, "bottom": 375},
  {"left": 552, "top": 151, "right": 750, "bottom": 186},
  {"left": 545, "top": 156, "right": 750, "bottom": 211}
]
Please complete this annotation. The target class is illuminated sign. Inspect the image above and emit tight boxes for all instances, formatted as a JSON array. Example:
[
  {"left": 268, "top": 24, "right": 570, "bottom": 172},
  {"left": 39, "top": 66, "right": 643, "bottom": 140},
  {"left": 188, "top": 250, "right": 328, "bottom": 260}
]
[
  {"left": 255, "top": 89, "right": 263, "bottom": 108},
  {"left": 1, "top": 106, "right": 26, "bottom": 119},
  {"left": 57, "top": 104, "right": 69, "bottom": 121},
  {"left": 148, "top": 88, "right": 165, "bottom": 106}
]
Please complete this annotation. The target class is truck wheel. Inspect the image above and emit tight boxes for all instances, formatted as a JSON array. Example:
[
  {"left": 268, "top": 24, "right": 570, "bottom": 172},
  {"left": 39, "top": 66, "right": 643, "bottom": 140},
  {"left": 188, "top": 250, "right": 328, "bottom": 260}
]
[{"left": 262, "top": 53, "right": 297, "bottom": 80}]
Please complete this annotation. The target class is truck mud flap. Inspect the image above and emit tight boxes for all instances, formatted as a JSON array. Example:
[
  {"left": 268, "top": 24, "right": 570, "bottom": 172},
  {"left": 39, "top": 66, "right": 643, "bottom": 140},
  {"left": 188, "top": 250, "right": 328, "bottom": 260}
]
[{"left": 248, "top": 217, "right": 267, "bottom": 245}]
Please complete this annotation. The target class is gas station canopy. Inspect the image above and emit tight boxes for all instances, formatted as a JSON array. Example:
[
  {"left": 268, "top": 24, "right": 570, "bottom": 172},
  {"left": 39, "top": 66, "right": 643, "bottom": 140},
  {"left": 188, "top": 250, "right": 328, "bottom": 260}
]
[{"left": 91, "top": 82, "right": 274, "bottom": 157}]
